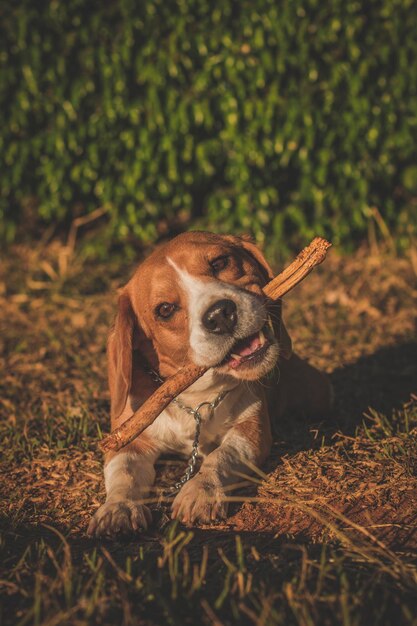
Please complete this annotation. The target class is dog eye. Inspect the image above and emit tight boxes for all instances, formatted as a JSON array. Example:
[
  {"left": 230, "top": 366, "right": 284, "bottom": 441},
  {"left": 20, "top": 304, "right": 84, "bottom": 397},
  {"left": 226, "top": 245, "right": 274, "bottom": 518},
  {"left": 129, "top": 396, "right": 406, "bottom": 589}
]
[
  {"left": 155, "top": 302, "right": 177, "bottom": 320},
  {"left": 209, "top": 255, "right": 229, "bottom": 274}
]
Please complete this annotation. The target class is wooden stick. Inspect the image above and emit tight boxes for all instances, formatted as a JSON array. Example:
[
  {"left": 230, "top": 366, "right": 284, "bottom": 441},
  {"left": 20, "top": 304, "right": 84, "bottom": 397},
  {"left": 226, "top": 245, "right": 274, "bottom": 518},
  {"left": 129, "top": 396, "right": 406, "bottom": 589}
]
[
  {"left": 263, "top": 236, "right": 331, "bottom": 300},
  {"left": 100, "top": 363, "right": 207, "bottom": 453},
  {"left": 100, "top": 236, "right": 331, "bottom": 453}
]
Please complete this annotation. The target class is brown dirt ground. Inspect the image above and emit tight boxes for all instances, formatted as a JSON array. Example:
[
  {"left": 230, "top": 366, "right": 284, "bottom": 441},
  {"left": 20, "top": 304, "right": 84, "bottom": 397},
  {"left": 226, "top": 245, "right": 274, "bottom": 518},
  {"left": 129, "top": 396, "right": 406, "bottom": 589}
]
[{"left": 0, "top": 242, "right": 416, "bottom": 552}]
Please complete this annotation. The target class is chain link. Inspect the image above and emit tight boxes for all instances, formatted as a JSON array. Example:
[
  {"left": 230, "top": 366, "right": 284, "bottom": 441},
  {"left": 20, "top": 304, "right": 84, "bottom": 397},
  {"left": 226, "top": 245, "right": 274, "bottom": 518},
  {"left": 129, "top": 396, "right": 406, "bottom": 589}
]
[{"left": 146, "top": 368, "right": 230, "bottom": 496}]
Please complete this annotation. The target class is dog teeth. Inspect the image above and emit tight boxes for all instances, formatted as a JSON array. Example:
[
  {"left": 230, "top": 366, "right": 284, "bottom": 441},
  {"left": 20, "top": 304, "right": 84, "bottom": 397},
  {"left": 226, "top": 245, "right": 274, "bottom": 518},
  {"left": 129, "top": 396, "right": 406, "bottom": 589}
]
[
  {"left": 230, "top": 353, "right": 242, "bottom": 360},
  {"left": 259, "top": 330, "right": 265, "bottom": 345}
]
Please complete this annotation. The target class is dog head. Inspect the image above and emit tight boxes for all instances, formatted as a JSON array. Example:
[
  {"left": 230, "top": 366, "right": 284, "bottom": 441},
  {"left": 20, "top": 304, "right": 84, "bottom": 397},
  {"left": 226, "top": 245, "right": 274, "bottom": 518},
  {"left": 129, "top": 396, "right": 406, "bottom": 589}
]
[{"left": 108, "top": 231, "right": 292, "bottom": 419}]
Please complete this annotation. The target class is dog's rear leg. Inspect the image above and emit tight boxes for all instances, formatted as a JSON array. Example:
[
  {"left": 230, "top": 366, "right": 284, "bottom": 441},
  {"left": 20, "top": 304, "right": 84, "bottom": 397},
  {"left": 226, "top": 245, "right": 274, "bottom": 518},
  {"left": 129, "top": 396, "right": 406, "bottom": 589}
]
[{"left": 276, "top": 353, "right": 333, "bottom": 420}]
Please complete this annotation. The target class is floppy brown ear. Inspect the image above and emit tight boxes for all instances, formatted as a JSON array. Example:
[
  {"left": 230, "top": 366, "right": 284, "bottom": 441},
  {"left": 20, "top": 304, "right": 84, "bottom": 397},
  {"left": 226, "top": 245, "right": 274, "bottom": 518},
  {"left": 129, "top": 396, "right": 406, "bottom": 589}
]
[
  {"left": 269, "top": 300, "right": 293, "bottom": 360},
  {"left": 107, "top": 292, "right": 136, "bottom": 420},
  {"left": 279, "top": 319, "right": 293, "bottom": 360},
  {"left": 228, "top": 235, "right": 293, "bottom": 360},
  {"left": 107, "top": 290, "right": 160, "bottom": 423}
]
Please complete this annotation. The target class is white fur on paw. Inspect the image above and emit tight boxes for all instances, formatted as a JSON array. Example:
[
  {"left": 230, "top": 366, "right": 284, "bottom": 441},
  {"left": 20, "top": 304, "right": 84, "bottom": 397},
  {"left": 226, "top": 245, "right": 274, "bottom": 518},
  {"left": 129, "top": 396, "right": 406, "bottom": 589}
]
[
  {"left": 87, "top": 500, "right": 152, "bottom": 537},
  {"left": 171, "top": 476, "right": 228, "bottom": 524}
]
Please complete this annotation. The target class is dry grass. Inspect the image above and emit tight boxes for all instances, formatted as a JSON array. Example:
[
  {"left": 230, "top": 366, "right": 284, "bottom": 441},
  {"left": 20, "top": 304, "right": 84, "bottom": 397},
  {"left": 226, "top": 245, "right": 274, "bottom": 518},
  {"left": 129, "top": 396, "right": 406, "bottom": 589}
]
[{"left": 0, "top": 240, "right": 417, "bottom": 626}]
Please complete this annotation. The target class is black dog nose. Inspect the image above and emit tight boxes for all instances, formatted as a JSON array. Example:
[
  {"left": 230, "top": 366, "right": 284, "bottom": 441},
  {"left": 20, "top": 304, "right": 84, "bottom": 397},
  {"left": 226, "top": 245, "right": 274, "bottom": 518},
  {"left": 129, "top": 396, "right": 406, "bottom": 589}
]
[{"left": 202, "top": 299, "right": 237, "bottom": 334}]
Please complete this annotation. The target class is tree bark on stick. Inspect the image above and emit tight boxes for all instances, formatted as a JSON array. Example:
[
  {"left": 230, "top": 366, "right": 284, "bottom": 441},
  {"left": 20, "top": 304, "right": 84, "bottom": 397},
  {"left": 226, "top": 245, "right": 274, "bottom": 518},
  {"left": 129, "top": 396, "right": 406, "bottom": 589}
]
[{"left": 100, "top": 236, "right": 331, "bottom": 453}]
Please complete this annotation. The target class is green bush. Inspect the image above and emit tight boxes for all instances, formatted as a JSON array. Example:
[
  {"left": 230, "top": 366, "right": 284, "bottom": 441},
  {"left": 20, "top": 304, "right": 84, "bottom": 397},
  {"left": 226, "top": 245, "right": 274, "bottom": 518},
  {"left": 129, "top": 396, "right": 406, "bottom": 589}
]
[{"left": 1, "top": 0, "right": 416, "bottom": 252}]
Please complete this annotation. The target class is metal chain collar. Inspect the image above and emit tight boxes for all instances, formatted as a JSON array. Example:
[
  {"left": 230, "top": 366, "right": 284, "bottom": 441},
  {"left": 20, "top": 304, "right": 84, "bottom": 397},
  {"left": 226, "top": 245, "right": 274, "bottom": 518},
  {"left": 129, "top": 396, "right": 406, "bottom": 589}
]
[{"left": 147, "top": 368, "right": 230, "bottom": 496}]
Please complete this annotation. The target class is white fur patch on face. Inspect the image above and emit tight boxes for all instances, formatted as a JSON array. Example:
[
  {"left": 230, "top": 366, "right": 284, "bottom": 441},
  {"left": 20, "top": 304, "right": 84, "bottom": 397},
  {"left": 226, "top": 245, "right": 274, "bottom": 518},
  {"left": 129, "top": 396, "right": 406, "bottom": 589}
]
[{"left": 167, "top": 257, "right": 266, "bottom": 367}]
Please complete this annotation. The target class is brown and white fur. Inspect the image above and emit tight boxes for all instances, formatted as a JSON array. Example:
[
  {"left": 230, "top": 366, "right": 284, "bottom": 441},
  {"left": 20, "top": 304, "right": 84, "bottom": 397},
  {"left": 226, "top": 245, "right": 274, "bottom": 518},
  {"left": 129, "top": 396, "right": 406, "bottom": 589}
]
[{"left": 88, "top": 231, "right": 331, "bottom": 536}]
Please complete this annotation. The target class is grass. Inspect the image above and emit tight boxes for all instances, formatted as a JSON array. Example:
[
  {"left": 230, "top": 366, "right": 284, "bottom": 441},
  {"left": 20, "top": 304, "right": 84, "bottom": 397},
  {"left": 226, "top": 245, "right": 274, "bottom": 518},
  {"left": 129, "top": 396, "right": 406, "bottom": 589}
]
[{"left": 0, "top": 239, "right": 416, "bottom": 625}]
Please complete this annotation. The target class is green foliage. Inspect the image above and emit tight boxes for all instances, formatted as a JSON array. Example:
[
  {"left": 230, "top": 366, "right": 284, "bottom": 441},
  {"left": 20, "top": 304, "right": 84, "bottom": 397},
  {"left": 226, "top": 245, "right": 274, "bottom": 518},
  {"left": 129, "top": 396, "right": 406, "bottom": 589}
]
[{"left": 1, "top": 0, "right": 416, "bottom": 250}]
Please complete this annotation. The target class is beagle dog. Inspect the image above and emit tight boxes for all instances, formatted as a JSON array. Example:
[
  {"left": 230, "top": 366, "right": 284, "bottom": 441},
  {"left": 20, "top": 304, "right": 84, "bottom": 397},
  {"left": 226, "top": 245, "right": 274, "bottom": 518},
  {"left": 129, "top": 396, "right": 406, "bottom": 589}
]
[{"left": 88, "top": 231, "right": 331, "bottom": 536}]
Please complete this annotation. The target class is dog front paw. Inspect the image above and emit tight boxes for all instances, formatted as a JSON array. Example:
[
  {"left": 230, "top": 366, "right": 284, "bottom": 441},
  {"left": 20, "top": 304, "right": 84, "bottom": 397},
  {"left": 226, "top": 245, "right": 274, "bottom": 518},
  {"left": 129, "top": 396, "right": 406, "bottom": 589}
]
[
  {"left": 171, "top": 475, "right": 228, "bottom": 524},
  {"left": 87, "top": 500, "right": 152, "bottom": 537}
]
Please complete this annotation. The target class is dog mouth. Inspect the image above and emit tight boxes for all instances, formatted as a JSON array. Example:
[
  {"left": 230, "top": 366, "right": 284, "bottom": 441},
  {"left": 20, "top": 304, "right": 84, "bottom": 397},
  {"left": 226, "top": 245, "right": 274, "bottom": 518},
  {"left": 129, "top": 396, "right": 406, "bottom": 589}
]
[{"left": 219, "top": 324, "right": 272, "bottom": 370}]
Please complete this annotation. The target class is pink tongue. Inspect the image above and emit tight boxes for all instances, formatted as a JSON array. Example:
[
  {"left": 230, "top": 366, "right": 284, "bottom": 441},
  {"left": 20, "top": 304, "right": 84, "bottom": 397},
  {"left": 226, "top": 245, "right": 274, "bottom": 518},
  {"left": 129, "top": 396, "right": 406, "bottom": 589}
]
[{"left": 236, "top": 333, "right": 261, "bottom": 357}]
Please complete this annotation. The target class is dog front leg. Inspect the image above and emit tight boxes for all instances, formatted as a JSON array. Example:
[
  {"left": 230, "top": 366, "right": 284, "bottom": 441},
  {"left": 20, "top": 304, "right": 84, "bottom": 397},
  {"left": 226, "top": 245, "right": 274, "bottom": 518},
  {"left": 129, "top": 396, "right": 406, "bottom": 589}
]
[
  {"left": 88, "top": 444, "right": 157, "bottom": 537},
  {"left": 171, "top": 409, "right": 271, "bottom": 524}
]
